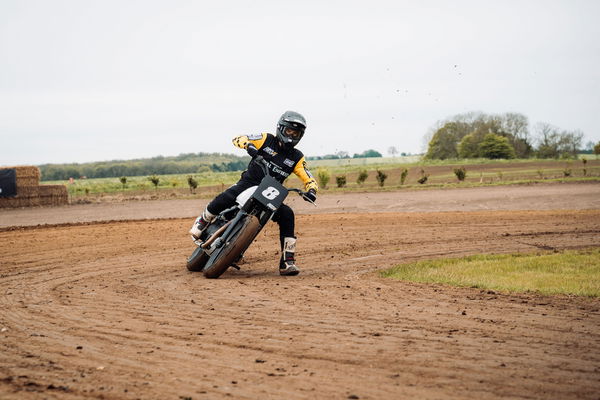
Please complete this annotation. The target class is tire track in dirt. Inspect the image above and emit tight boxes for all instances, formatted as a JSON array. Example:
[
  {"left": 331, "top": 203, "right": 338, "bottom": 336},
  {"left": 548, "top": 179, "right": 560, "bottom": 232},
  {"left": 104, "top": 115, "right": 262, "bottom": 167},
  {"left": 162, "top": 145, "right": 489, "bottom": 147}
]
[{"left": 1, "top": 211, "right": 600, "bottom": 399}]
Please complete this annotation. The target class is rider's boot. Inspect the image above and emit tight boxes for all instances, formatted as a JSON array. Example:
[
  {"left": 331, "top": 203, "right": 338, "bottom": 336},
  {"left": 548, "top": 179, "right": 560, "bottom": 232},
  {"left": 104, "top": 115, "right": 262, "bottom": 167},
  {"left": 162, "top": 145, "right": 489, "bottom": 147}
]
[
  {"left": 279, "top": 237, "right": 300, "bottom": 276},
  {"left": 189, "top": 209, "right": 215, "bottom": 240}
]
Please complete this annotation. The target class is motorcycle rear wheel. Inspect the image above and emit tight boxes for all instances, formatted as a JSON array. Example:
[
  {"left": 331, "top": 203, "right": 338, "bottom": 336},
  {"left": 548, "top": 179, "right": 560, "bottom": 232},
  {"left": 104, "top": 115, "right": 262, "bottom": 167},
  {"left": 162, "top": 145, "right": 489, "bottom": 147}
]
[{"left": 203, "top": 215, "right": 260, "bottom": 279}]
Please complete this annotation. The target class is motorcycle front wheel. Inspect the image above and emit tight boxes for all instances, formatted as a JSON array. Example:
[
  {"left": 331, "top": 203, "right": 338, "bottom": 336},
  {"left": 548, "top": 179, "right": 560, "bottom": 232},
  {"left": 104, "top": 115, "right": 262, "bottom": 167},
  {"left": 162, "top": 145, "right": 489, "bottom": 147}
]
[
  {"left": 186, "top": 246, "right": 209, "bottom": 272},
  {"left": 203, "top": 215, "right": 261, "bottom": 279}
]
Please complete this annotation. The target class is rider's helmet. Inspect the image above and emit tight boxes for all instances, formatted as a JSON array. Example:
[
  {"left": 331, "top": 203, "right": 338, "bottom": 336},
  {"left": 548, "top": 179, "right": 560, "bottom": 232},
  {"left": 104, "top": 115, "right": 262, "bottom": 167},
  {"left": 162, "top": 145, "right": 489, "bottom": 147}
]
[{"left": 276, "top": 111, "right": 306, "bottom": 149}]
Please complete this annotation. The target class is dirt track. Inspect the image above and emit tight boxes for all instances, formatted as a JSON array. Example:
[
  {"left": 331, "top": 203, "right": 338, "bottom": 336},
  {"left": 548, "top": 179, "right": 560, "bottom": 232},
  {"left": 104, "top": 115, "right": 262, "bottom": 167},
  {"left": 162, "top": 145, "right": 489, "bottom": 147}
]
[{"left": 1, "top": 183, "right": 600, "bottom": 399}]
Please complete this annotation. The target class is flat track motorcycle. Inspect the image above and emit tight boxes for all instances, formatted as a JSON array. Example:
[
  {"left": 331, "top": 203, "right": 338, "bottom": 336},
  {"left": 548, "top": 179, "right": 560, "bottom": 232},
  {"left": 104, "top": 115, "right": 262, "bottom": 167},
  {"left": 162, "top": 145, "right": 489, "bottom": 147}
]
[{"left": 186, "top": 156, "right": 315, "bottom": 279}]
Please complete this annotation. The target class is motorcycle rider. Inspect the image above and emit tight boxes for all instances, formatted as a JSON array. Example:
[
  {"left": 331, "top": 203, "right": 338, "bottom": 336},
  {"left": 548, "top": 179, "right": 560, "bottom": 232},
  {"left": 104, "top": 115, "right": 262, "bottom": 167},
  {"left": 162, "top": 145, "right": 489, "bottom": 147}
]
[{"left": 189, "top": 111, "right": 318, "bottom": 276}]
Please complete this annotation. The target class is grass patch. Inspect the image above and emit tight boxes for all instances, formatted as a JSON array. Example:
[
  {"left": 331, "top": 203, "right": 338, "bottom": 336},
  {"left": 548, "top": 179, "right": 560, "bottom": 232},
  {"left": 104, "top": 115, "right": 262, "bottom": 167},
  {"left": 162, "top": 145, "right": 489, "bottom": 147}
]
[
  {"left": 44, "top": 171, "right": 242, "bottom": 197},
  {"left": 381, "top": 248, "right": 600, "bottom": 297},
  {"left": 42, "top": 157, "right": 600, "bottom": 197}
]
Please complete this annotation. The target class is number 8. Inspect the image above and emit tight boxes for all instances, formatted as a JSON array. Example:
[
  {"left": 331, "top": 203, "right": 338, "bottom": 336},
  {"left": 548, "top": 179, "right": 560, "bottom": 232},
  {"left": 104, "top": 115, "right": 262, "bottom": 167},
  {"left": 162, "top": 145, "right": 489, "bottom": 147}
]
[{"left": 262, "top": 186, "right": 280, "bottom": 200}]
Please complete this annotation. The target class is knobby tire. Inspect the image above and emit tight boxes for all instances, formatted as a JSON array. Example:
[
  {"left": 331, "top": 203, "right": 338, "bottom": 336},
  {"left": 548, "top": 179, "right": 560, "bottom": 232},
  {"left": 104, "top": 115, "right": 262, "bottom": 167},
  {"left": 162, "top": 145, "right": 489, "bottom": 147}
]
[
  {"left": 203, "top": 215, "right": 260, "bottom": 279},
  {"left": 186, "top": 246, "right": 209, "bottom": 272}
]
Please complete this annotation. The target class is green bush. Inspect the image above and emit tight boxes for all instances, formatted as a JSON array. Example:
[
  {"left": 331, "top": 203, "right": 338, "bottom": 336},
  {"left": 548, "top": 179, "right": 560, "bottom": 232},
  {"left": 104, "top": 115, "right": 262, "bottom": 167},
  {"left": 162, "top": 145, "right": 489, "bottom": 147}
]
[
  {"left": 119, "top": 176, "right": 127, "bottom": 190},
  {"left": 336, "top": 175, "right": 347, "bottom": 188},
  {"left": 400, "top": 168, "right": 408, "bottom": 185},
  {"left": 316, "top": 168, "right": 331, "bottom": 189},
  {"left": 417, "top": 169, "right": 428, "bottom": 184},
  {"left": 148, "top": 175, "right": 160, "bottom": 189},
  {"left": 357, "top": 169, "right": 368, "bottom": 185},
  {"left": 563, "top": 162, "right": 572, "bottom": 177},
  {"left": 479, "top": 134, "right": 516, "bottom": 159},
  {"left": 453, "top": 167, "right": 466, "bottom": 182},
  {"left": 187, "top": 175, "right": 198, "bottom": 193},
  {"left": 376, "top": 170, "right": 387, "bottom": 187}
]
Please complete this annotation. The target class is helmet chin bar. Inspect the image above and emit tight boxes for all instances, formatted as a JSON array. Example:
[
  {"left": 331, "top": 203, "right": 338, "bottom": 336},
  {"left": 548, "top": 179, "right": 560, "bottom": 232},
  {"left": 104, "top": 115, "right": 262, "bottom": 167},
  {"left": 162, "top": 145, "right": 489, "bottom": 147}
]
[
  {"left": 277, "top": 126, "right": 302, "bottom": 148},
  {"left": 277, "top": 137, "right": 295, "bottom": 149}
]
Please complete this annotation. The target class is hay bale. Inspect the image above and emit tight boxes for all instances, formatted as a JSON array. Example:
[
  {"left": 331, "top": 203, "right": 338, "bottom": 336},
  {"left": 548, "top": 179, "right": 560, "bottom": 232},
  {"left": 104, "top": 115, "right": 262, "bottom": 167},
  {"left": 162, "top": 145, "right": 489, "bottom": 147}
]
[
  {"left": 39, "top": 185, "right": 68, "bottom": 206},
  {"left": 0, "top": 166, "right": 41, "bottom": 187},
  {"left": 0, "top": 196, "right": 40, "bottom": 208},
  {"left": 0, "top": 183, "right": 68, "bottom": 208},
  {"left": 12, "top": 186, "right": 41, "bottom": 197},
  {"left": 39, "top": 185, "right": 68, "bottom": 196},
  {"left": 16, "top": 166, "right": 40, "bottom": 187}
]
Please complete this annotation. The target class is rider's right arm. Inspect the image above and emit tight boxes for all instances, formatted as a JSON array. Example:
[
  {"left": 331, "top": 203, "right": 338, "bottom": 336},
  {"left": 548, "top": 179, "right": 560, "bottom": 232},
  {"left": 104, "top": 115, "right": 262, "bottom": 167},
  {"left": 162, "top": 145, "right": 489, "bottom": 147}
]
[{"left": 232, "top": 133, "right": 267, "bottom": 151}]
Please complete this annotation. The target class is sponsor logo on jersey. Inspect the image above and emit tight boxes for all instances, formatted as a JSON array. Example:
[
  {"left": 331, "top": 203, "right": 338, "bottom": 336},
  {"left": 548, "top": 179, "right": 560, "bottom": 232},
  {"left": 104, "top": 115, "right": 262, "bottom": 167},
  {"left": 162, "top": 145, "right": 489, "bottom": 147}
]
[
  {"left": 247, "top": 133, "right": 263, "bottom": 140},
  {"left": 266, "top": 161, "right": 290, "bottom": 178},
  {"left": 283, "top": 158, "right": 295, "bottom": 167},
  {"left": 263, "top": 146, "right": 277, "bottom": 156}
]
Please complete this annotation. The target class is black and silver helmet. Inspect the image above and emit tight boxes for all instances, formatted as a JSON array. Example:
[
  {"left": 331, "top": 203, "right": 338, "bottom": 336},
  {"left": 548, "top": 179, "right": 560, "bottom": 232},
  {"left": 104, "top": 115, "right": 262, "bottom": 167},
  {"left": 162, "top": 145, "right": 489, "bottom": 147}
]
[{"left": 276, "top": 111, "right": 306, "bottom": 149}]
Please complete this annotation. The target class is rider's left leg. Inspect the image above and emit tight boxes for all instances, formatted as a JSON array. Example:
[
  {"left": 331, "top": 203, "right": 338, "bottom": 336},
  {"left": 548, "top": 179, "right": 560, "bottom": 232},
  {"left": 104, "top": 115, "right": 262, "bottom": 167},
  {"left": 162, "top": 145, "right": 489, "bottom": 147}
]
[{"left": 279, "top": 236, "right": 300, "bottom": 276}]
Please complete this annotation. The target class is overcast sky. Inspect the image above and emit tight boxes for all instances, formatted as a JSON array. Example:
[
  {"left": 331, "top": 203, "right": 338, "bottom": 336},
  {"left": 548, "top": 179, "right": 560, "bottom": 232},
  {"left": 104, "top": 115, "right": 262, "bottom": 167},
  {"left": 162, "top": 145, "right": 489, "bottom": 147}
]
[{"left": 1, "top": 0, "right": 599, "bottom": 165}]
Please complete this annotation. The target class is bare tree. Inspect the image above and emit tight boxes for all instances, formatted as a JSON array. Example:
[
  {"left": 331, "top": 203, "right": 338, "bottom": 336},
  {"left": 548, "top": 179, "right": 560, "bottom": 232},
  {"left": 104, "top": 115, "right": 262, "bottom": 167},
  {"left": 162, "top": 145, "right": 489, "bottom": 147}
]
[
  {"left": 500, "top": 113, "right": 529, "bottom": 140},
  {"left": 561, "top": 129, "right": 584, "bottom": 156},
  {"left": 499, "top": 113, "right": 531, "bottom": 158},
  {"left": 388, "top": 146, "right": 398, "bottom": 157},
  {"left": 534, "top": 123, "right": 583, "bottom": 158},
  {"left": 534, "top": 122, "right": 561, "bottom": 158}
]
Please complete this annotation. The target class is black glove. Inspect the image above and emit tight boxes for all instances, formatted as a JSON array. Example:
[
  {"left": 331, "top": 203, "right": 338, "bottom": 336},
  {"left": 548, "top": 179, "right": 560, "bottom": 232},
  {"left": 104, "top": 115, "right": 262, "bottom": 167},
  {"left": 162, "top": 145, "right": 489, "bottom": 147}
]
[
  {"left": 246, "top": 144, "right": 259, "bottom": 158},
  {"left": 304, "top": 189, "right": 317, "bottom": 203}
]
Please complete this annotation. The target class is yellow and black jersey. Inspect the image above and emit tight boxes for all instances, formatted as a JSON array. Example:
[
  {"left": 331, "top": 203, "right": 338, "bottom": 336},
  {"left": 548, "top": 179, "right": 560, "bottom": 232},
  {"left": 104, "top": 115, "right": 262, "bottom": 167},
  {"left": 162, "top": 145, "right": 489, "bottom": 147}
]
[{"left": 232, "top": 133, "right": 318, "bottom": 193}]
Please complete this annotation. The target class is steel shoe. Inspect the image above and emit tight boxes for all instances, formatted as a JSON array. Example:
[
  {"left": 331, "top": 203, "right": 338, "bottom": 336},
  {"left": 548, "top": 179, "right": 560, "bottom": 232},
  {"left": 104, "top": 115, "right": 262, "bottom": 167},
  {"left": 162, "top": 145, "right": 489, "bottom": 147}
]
[{"left": 279, "top": 261, "right": 300, "bottom": 276}]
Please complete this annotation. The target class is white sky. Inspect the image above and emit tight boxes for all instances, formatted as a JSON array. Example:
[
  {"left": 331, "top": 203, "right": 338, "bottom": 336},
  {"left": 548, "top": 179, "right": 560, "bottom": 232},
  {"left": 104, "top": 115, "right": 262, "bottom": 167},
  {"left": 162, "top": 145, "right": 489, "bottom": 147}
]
[{"left": 1, "top": 0, "right": 599, "bottom": 165}]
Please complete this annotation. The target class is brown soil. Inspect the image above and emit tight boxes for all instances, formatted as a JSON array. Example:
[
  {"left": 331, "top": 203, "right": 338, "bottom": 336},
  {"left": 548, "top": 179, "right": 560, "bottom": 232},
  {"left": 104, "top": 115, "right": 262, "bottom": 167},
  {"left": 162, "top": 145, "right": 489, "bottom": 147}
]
[
  {"left": 1, "top": 184, "right": 600, "bottom": 399},
  {"left": 2, "top": 182, "right": 600, "bottom": 228}
]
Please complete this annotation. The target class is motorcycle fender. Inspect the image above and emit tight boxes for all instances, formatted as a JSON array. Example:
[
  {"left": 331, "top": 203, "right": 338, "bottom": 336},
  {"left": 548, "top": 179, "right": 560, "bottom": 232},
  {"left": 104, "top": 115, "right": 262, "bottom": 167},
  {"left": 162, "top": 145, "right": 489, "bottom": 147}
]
[{"left": 236, "top": 186, "right": 258, "bottom": 206}]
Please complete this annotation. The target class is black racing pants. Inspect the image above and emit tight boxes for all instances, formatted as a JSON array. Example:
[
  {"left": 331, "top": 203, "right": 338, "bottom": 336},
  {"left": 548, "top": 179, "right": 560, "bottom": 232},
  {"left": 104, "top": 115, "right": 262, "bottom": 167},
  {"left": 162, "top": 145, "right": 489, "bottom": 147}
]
[{"left": 206, "top": 180, "right": 295, "bottom": 241}]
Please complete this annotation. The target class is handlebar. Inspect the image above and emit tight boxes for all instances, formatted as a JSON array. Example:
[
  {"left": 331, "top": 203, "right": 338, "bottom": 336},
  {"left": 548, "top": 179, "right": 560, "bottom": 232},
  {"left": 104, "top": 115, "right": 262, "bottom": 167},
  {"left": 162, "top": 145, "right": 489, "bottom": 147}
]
[
  {"left": 289, "top": 188, "right": 317, "bottom": 206},
  {"left": 253, "top": 156, "right": 316, "bottom": 206},
  {"left": 253, "top": 155, "right": 270, "bottom": 175}
]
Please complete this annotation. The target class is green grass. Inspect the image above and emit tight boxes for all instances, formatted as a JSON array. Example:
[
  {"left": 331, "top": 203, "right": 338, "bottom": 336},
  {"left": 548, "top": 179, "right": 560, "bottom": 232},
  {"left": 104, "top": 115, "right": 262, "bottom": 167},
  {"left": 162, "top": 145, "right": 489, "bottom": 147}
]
[
  {"left": 42, "top": 157, "right": 600, "bottom": 197},
  {"left": 44, "top": 171, "right": 242, "bottom": 197},
  {"left": 381, "top": 248, "right": 600, "bottom": 297},
  {"left": 309, "top": 155, "right": 422, "bottom": 168}
]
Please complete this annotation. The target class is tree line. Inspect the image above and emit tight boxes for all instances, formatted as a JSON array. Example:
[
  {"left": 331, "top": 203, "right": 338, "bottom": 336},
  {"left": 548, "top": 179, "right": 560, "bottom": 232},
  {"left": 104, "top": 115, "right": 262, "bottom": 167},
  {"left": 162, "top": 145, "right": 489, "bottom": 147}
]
[
  {"left": 424, "top": 111, "right": 590, "bottom": 160},
  {"left": 307, "top": 149, "right": 383, "bottom": 160},
  {"left": 39, "top": 152, "right": 250, "bottom": 181},
  {"left": 40, "top": 150, "right": 388, "bottom": 181}
]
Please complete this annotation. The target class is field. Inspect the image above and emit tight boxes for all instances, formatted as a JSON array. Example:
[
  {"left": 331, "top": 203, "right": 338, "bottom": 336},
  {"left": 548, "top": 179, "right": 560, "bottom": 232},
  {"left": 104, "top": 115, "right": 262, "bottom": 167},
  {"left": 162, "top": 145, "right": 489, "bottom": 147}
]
[
  {"left": 1, "top": 182, "right": 599, "bottom": 399},
  {"left": 42, "top": 158, "right": 600, "bottom": 201}
]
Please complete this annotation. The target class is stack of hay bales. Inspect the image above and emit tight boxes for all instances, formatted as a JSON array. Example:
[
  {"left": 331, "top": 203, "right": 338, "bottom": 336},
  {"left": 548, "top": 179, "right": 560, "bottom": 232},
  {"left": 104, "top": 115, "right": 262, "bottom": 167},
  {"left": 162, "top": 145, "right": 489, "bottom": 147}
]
[{"left": 0, "top": 166, "right": 68, "bottom": 208}]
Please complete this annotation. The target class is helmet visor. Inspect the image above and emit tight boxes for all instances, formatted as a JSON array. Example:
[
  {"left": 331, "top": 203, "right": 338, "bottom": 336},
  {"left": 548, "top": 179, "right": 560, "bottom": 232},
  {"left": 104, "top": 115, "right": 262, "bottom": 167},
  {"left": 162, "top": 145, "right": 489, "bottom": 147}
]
[{"left": 284, "top": 127, "right": 303, "bottom": 140}]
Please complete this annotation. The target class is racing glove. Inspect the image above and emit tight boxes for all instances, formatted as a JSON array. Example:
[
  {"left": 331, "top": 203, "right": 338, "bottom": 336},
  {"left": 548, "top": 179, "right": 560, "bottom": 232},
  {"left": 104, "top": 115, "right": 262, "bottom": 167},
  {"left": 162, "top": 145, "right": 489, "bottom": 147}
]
[
  {"left": 247, "top": 143, "right": 259, "bottom": 158},
  {"left": 304, "top": 189, "right": 317, "bottom": 203}
]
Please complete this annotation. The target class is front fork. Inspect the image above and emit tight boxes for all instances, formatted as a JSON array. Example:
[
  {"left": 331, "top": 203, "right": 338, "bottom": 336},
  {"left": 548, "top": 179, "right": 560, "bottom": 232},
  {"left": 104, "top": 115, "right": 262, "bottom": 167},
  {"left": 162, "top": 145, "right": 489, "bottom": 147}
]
[{"left": 204, "top": 210, "right": 248, "bottom": 255}]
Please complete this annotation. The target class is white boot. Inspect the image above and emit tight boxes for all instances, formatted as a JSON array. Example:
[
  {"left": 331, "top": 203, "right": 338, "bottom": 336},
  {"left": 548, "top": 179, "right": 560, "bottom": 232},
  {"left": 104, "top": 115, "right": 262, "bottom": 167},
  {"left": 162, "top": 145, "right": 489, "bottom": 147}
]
[
  {"left": 279, "top": 237, "right": 300, "bottom": 276},
  {"left": 189, "top": 209, "right": 215, "bottom": 240}
]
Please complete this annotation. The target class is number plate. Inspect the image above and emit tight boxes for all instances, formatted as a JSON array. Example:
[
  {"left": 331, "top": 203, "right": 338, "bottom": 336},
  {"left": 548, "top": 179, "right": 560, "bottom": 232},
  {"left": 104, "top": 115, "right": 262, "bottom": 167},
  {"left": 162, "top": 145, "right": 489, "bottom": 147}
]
[{"left": 253, "top": 176, "right": 288, "bottom": 211}]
